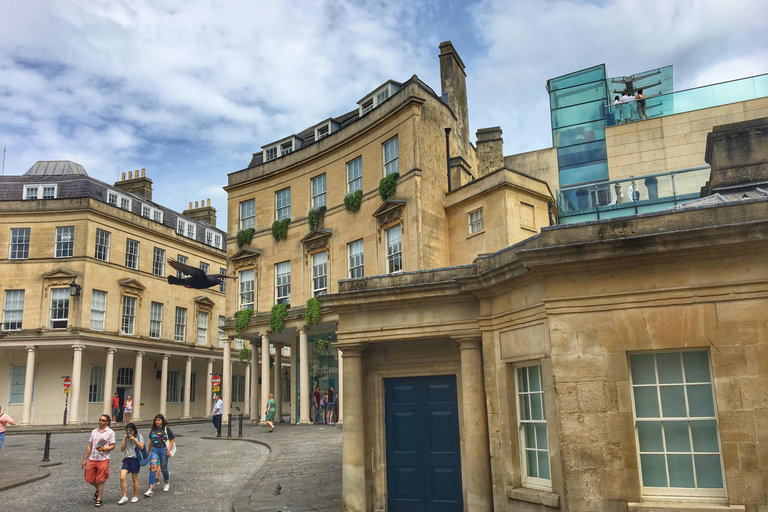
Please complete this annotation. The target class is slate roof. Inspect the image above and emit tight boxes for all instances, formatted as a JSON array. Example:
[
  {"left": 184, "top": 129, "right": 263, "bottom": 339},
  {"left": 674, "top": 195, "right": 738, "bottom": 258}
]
[
  {"left": 671, "top": 183, "right": 768, "bottom": 210},
  {"left": 25, "top": 160, "right": 87, "bottom": 176}
]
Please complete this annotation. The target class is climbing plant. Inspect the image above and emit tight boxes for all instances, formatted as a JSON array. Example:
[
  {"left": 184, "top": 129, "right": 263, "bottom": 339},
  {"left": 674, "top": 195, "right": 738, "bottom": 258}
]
[
  {"left": 270, "top": 304, "right": 288, "bottom": 334},
  {"left": 271, "top": 218, "right": 290, "bottom": 241},
  {"left": 234, "top": 309, "right": 254, "bottom": 334},
  {"left": 236, "top": 228, "right": 255, "bottom": 248},
  {"left": 238, "top": 348, "right": 252, "bottom": 363},
  {"left": 305, "top": 297, "right": 321, "bottom": 327},
  {"left": 379, "top": 172, "right": 399, "bottom": 201},
  {"left": 344, "top": 190, "right": 362, "bottom": 212},
  {"left": 307, "top": 206, "right": 326, "bottom": 230}
]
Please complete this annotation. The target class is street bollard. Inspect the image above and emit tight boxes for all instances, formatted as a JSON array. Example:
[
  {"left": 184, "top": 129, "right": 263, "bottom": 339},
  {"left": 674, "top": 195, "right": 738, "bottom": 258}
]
[
  {"left": 216, "top": 419, "right": 221, "bottom": 438},
  {"left": 238, "top": 414, "right": 243, "bottom": 438},
  {"left": 42, "top": 432, "right": 51, "bottom": 462},
  {"left": 227, "top": 413, "right": 232, "bottom": 438}
]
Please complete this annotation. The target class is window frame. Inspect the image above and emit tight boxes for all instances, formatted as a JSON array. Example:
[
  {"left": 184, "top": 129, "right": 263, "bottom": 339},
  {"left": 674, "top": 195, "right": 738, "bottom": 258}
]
[
  {"left": 149, "top": 301, "right": 163, "bottom": 338},
  {"left": 239, "top": 269, "right": 255, "bottom": 310},
  {"left": 385, "top": 224, "right": 402, "bottom": 274},
  {"left": 153, "top": 247, "right": 166, "bottom": 277},
  {"left": 121, "top": 295, "right": 137, "bottom": 335},
  {"left": 240, "top": 199, "right": 256, "bottom": 230},
  {"left": 94, "top": 228, "right": 111, "bottom": 262},
  {"left": 311, "top": 174, "right": 327, "bottom": 209},
  {"left": 275, "top": 261, "right": 291, "bottom": 305},
  {"left": 174, "top": 307, "right": 187, "bottom": 342},
  {"left": 125, "top": 238, "right": 140, "bottom": 270},
  {"left": 90, "top": 290, "right": 107, "bottom": 331},
  {"left": 88, "top": 365, "right": 105, "bottom": 403},
  {"left": 9, "top": 228, "right": 31, "bottom": 259},
  {"left": 197, "top": 311, "right": 209, "bottom": 345},
  {"left": 167, "top": 371, "right": 183, "bottom": 403},
  {"left": 311, "top": 251, "right": 328, "bottom": 297},
  {"left": 2, "top": 290, "right": 25, "bottom": 331},
  {"left": 276, "top": 188, "right": 291, "bottom": 221},
  {"left": 23, "top": 184, "right": 58, "bottom": 200},
  {"left": 347, "top": 157, "right": 363, "bottom": 193},
  {"left": 383, "top": 136, "right": 400, "bottom": 176},
  {"left": 515, "top": 364, "right": 552, "bottom": 491},
  {"left": 49, "top": 288, "right": 70, "bottom": 329},
  {"left": 468, "top": 208, "right": 484, "bottom": 235},
  {"left": 176, "top": 255, "right": 188, "bottom": 278},
  {"left": 55, "top": 226, "right": 74, "bottom": 258},
  {"left": 219, "top": 268, "right": 227, "bottom": 293},
  {"left": 348, "top": 239, "right": 364, "bottom": 278}
]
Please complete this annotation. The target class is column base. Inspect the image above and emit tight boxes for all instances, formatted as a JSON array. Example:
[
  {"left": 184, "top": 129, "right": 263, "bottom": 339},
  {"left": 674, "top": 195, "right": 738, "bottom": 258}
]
[
  {"left": 335, "top": 419, "right": 343, "bottom": 426},
  {"left": 181, "top": 415, "right": 191, "bottom": 419},
  {"left": 298, "top": 420, "right": 313, "bottom": 425}
]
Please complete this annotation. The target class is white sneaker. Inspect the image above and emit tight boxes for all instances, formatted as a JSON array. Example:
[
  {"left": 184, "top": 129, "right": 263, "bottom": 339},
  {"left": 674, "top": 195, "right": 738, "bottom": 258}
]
[
  {"left": 144, "top": 489, "right": 153, "bottom": 497},
  {"left": 118, "top": 496, "right": 129, "bottom": 504},
  {"left": 163, "top": 483, "right": 170, "bottom": 492},
  {"left": 131, "top": 497, "right": 139, "bottom": 503}
]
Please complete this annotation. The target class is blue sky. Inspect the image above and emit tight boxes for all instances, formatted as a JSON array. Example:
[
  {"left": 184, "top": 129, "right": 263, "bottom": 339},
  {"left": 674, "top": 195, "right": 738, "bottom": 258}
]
[{"left": 2, "top": 0, "right": 766, "bottom": 229}]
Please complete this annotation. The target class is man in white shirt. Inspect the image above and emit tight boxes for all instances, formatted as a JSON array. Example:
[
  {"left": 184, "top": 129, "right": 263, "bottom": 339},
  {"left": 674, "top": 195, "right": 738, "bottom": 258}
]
[
  {"left": 82, "top": 414, "right": 116, "bottom": 507},
  {"left": 211, "top": 394, "right": 223, "bottom": 434}
]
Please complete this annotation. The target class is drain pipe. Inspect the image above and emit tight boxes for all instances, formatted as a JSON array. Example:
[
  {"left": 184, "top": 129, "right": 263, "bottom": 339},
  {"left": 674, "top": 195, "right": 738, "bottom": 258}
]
[{"left": 445, "top": 127, "right": 452, "bottom": 193}]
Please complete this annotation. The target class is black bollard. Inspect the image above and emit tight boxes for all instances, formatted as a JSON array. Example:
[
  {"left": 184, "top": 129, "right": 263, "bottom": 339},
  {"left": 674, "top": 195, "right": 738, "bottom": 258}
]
[
  {"left": 227, "top": 413, "right": 232, "bottom": 438},
  {"left": 42, "top": 432, "right": 51, "bottom": 462},
  {"left": 238, "top": 414, "right": 243, "bottom": 438}
]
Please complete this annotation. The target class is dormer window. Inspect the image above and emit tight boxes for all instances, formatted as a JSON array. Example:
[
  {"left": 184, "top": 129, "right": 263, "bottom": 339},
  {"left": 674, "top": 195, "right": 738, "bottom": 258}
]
[
  {"left": 313, "top": 119, "right": 339, "bottom": 141},
  {"left": 106, "top": 190, "right": 132, "bottom": 211},
  {"left": 281, "top": 141, "right": 293, "bottom": 156},
  {"left": 361, "top": 99, "right": 374, "bottom": 115},
  {"left": 141, "top": 204, "right": 164, "bottom": 223},
  {"left": 177, "top": 218, "right": 196, "bottom": 240},
  {"left": 376, "top": 89, "right": 390, "bottom": 103},
  {"left": 205, "top": 229, "right": 223, "bottom": 249},
  {"left": 263, "top": 136, "right": 302, "bottom": 162},
  {"left": 358, "top": 80, "right": 402, "bottom": 116},
  {"left": 316, "top": 125, "right": 329, "bottom": 139},
  {"left": 23, "top": 184, "right": 58, "bottom": 199},
  {"left": 265, "top": 147, "right": 278, "bottom": 161}
]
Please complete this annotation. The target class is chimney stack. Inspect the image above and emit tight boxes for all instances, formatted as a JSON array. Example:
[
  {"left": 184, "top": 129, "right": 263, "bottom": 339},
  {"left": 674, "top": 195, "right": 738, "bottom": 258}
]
[
  {"left": 114, "top": 167, "right": 153, "bottom": 200},
  {"left": 183, "top": 197, "right": 218, "bottom": 227},
  {"left": 439, "top": 41, "right": 471, "bottom": 162},
  {"left": 476, "top": 127, "right": 504, "bottom": 177}
]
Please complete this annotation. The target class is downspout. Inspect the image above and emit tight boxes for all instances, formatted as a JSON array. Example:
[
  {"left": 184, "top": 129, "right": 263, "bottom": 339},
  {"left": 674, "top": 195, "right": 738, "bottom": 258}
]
[{"left": 445, "top": 127, "right": 452, "bottom": 192}]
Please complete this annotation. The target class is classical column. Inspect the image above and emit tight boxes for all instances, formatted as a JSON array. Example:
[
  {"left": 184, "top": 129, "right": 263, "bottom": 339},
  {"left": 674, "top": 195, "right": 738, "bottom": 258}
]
[
  {"left": 222, "top": 338, "right": 232, "bottom": 423},
  {"left": 260, "top": 332, "right": 270, "bottom": 425},
  {"left": 250, "top": 353, "right": 259, "bottom": 423},
  {"left": 20, "top": 345, "right": 36, "bottom": 426},
  {"left": 274, "top": 345, "right": 283, "bottom": 422},
  {"left": 244, "top": 362, "right": 251, "bottom": 417},
  {"left": 183, "top": 356, "right": 193, "bottom": 419},
  {"left": 160, "top": 354, "right": 169, "bottom": 416},
  {"left": 456, "top": 336, "right": 493, "bottom": 511},
  {"left": 69, "top": 345, "right": 84, "bottom": 425},
  {"left": 133, "top": 351, "right": 144, "bottom": 421},
  {"left": 298, "top": 326, "right": 310, "bottom": 424},
  {"left": 337, "top": 348, "right": 344, "bottom": 425},
  {"left": 290, "top": 335, "right": 297, "bottom": 424},
  {"left": 206, "top": 358, "right": 214, "bottom": 412},
  {"left": 102, "top": 348, "right": 116, "bottom": 416},
  {"left": 342, "top": 345, "right": 367, "bottom": 512}
]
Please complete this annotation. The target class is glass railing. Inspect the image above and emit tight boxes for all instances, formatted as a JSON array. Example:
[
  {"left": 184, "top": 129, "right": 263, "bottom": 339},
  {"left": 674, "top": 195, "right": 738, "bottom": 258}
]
[
  {"left": 605, "top": 73, "right": 768, "bottom": 126},
  {"left": 557, "top": 166, "right": 711, "bottom": 223}
]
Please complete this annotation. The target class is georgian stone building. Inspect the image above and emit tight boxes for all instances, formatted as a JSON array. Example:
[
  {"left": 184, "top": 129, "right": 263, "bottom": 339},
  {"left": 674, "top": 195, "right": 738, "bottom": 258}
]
[{"left": 0, "top": 162, "right": 238, "bottom": 425}]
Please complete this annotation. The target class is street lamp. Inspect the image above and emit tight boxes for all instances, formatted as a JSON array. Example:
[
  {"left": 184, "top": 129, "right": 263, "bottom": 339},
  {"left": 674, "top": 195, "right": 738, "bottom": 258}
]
[{"left": 69, "top": 279, "right": 81, "bottom": 297}]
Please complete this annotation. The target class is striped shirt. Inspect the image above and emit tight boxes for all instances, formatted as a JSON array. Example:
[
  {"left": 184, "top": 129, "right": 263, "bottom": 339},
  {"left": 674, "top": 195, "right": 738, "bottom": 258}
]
[{"left": 88, "top": 427, "right": 115, "bottom": 461}]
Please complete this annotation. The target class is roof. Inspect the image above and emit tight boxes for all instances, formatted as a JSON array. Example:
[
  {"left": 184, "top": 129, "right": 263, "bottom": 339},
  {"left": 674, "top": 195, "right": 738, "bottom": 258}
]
[{"left": 25, "top": 160, "right": 87, "bottom": 176}]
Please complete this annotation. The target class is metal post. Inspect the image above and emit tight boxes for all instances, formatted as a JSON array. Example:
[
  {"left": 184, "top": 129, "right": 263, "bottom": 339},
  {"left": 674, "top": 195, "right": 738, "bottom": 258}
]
[
  {"left": 227, "top": 413, "right": 232, "bottom": 438},
  {"left": 63, "top": 393, "right": 69, "bottom": 426},
  {"left": 43, "top": 432, "right": 51, "bottom": 462},
  {"left": 238, "top": 414, "right": 243, "bottom": 438}
]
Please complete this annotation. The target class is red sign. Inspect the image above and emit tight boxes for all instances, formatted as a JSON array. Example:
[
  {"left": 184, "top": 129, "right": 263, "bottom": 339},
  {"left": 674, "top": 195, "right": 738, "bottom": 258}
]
[
  {"left": 211, "top": 374, "right": 221, "bottom": 386},
  {"left": 63, "top": 378, "right": 72, "bottom": 389}
]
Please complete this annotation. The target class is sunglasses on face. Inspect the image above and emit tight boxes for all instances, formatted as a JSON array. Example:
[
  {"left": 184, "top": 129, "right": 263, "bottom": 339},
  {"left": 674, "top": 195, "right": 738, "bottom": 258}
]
[{"left": 99, "top": 419, "right": 108, "bottom": 422}]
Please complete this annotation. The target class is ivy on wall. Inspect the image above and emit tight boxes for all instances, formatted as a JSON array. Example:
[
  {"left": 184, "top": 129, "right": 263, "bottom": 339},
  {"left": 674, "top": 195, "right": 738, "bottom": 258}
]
[
  {"left": 379, "top": 172, "right": 399, "bottom": 201},
  {"left": 270, "top": 304, "right": 288, "bottom": 334},
  {"left": 235, "top": 309, "right": 254, "bottom": 334},
  {"left": 307, "top": 206, "right": 327, "bottom": 230},
  {"left": 344, "top": 190, "right": 362, "bottom": 212},
  {"left": 236, "top": 228, "right": 255, "bottom": 248},
  {"left": 271, "top": 218, "right": 290, "bottom": 241}
]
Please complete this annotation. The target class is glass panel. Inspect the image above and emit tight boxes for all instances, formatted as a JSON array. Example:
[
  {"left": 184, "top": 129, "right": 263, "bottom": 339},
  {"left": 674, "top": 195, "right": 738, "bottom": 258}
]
[
  {"left": 551, "top": 99, "right": 606, "bottom": 129},
  {"left": 682, "top": 351, "right": 711, "bottom": 383},
  {"left": 520, "top": 394, "right": 530, "bottom": 420},
  {"left": 518, "top": 367, "right": 528, "bottom": 392},
  {"left": 553, "top": 120, "right": 606, "bottom": 148},
  {"left": 663, "top": 421, "right": 691, "bottom": 452},
  {"left": 634, "top": 387, "right": 659, "bottom": 418},
  {"left": 536, "top": 423, "right": 548, "bottom": 450},
  {"left": 630, "top": 354, "right": 657, "bottom": 384},
  {"left": 640, "top": 454, "right": 667, "bottom": 487},
  {"left": 528, "top": 366, "right": 541, "bottom": 391},
  {"left": 690, "top": 420, "right": 719, "bottom": 452},
  {"left": 548, "top": 65, "right": 606, "bottom": 92},
  {"left": 694, "top": 454, "right": 724, "bottom": 488},
  {"left": 537, "top": 451, "right": 551, "bottom": 480},
  {"left": 656, "top": 352, "right": 683, "bottom": 384},
  {"left": 550, "top": 80, "right": 606, "bottom": 109},
  {"left": 667, "top": 454, "right": 695, "bottom": 488},
  {"left": 524, "top": 423, "right": 536, "bottom": 448},
  {"left": 530, "top": 393, "right": 543, "bottom": 421},
  {"left": 686, "top": 385, "right": 715, "bottom": 417},
  {"left": 637, "top": 421, "right": 664, "bottom": 452},
  {"left": 660, "top": 386, "right": 686, "bottom": 417},
  {"left": 556, "top": 141, "right": 607, "bottom": 168},
  {"left": 558, "top": 161, "right": 609, "bottom": 187},
  {"left": 526, "top": 449, "right": 538, "bottom": 478}
]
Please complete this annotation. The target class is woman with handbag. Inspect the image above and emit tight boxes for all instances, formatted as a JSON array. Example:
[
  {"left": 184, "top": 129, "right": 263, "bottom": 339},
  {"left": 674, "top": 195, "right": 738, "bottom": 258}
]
[
  {"left": 144, "top": 414, "right": 175, "bottom": 497},
  {"left": 118, "top": 422, "right": 145, "bottom": 504}
]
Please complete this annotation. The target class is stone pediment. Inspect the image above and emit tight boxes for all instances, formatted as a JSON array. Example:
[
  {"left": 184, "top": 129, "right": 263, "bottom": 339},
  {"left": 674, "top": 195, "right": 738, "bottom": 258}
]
[
  {"left": 301, "top": 229, "right": 333, "bottom": 252},
  {"left": 42, "top": 269, "right": 80, "bottom": 297},
  {"left": 118, "top": 278, "right": 145, "bottom": 291},
  {"left": 372, "top": 200, "right": 406, "bottom": 228},
  {"left": 194, "top": 296, "right": 215, "bottom": 312},
  {"left": 230, "top": 248, "right": 261, "bottom": 270}
]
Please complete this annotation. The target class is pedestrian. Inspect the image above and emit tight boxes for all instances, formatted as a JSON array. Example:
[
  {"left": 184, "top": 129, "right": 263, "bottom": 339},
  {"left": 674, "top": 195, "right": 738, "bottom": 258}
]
[
  {"left": 327, "top": 387, "right": 337, "bottom": 425},
  {"left": 144, "top": 413, "right": 174, "bottom": 497},
  {"left": 82, "top": 414, "right": 115, "bottom": 508},
  {"left": 636, "top": 88, "right": 648, "bottom": 120},
  {"left": 123, "top": 396, "right": 133, "bottom": 424},
  {"left": 265, "top": 393, "right": 276, "bottom": 432},
  {"left": 118, "top": 422, "right": 145, "bottom": 504},
  {"left": 320, "top": 390, "right": 328, "bottom": 424},
  {"left": 0, "top": 405, "right": 17, "bottom": 453},
  {"left": 111, "top": 393, "right": 120, "bottom": 424},
  {"left": 211, "top": 393, "right": 223, "bottom": 434},
  {"left": 313, "top": 386, "right": 322, "bottom": 424}
]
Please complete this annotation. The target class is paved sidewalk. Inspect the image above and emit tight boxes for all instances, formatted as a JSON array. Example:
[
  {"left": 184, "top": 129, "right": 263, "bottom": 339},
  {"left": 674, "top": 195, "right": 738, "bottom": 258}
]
[{"left": 0, "top": 459, "right": 60, "bottom": 492}]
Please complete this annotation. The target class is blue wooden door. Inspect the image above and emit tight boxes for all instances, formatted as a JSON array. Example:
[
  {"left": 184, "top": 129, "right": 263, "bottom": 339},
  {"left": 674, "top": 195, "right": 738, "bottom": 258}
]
[{"left": 385, "top": 375, "right": 463, "bottom": 511}]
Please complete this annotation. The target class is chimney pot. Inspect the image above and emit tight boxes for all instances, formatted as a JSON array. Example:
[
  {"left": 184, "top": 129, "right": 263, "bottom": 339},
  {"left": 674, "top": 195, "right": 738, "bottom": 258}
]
[
  {"left": 121, "top": 172, "right": 126, "bottom": 180},
  {"left": 128, "top": 171, "right": 133, "bottom": 179},
  {"left": 207, "top": 199, "right": 210, "bottom": 207},
  {"left": 142, "top": 168, "right": 146, "bottom": 177},
  {"left": 189, "top": 202, "right": 193, "bottom": 209},
  {"left": 195, "top": 201, "right": 199, "bottom": 208}
]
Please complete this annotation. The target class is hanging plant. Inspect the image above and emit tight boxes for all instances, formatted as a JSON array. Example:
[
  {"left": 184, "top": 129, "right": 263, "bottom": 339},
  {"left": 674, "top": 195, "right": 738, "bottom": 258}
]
[
  {"left": 236, "top": 228, "right": 255, "bottom": 248},
  {"left": 305, "top": 297, "right": 321, "bottom": 327},
  {"left": 344, "top": 190, "right": 363, "bottom": 212},
  {"left": 238, "top": 348, "right": 252, "bottom": 363},
  {"left": 235, "top": 309, "right": 254, "bottom": 334},
  {"left": 270, "top": 304, "right": 288, "bottom": 334},
  {"left": 271, "top": 218, "right": 290, "bottom": 241},
  {"left": 307, "top": 206, "right": 327, "bottom": 231},
  {"left": 379, "top": 172, "right": 399, "bottom": 201},
  {"left": 313, "top": 336, "right": 330, "bottom": 354}
]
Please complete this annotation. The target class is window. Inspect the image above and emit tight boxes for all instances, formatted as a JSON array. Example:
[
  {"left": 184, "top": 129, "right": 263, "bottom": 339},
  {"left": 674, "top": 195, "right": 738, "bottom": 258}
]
[
  {"left": 276, "top": 188, "right": 291, "bottom": 220},
  {"left": 311, "top": 174, "right": 326, "bottom": 208},
  {"left": 3, "top": 290, "right": 25, "bottom": 331},
  {"left": 142, "top": 204, "right": 151, "bottom": 218},
  {"left": 205, "top": 230, "right": 223, "bottom": 249},
  {"left": 167, "top": 371, "right": 183, "bottom": 403},
  {"left": 630, "top": 351, "right": 724, "bottom": 496},
  {"left": 361, "top": 99, "right": 374, "bottom": 115},
  {"left": 219, "top": 316, "right": 225, "bottom": 345},
  {"left": 125, "top": 239, "right": 139, "bottom": 269},
  {"left": 265, "top": 147, "right": 278, "bottom": 161},
  {"left": 107, "top": 190, "right": 131, "bottom": 211},
  {"left": 240, "top": 199, "right": 256, "bottom": 230},
  {"left": 107, "top": 191, "right": 118, "bottom": 206},
  {"left": 239, "top": 269, "right": 255, "bottom": 310},
  {"left": 50, "top": 288, "right": 69, "bottom": 328},
  {"left": 219, "top": 268, "right": 227, "bottom": 293},
  {"left": 150, "top": 302, "right": 163, "bottom": 338},
  {"left": 121, "top": 295, "right": 136, "bottom": 334},
  {"left": 153, "top": 209, "right": 163, "bottom": 223},
  {"left": 176, "top": 255, "right": 188, "bottom": 278},
  {"left": 10, "top": 365, "right": 35, "bottom": 404},
  {"left": 190, "top": 372, "right": 197, "bottom": 402},
  {"left": 116, "top": 367, "right": 133, "bottom": 386},
  {"left": 153, "top": 247, "right": 165, "bottom": 276},
  {"left": 347, "top": 158, "right": 362, "bottom": 193},
  {"left": 280, "top": 140, "right": 293, "bottom": 156},
  {"left": 9, "top": 228, "right": 30, "bottom": 259},
  {"left": 377, "top": 88, "right": 390, "bottom": 104},
  {"left": 55, "top": 226, "right": 74, "bottom": 258},
  {"left": 276, "top": 261, "right": 291, "bottom": 305},
  {"left": 141, "top": 204, "right": 163, "bottom": 223},
  {"left": 348, "top": 239, "right": 364, "bottom": 278},
  {"left": 384, "top": 136, "right": 399, "bottom": 176},
  {"left": 88, "top": 366, "right": 105, "bottom": 403},
  {"left": 23, "top": 184, "right": 57, "bottom": 200},
  {"left": 94, "top": 229, "right": 110, "bottom": 261},
  {"left": 90, "top": 290, "right": 107, "bottom": 330},
  {"left": 469, "top": 208, "right": 484, "bottom": 234},
  {"left": 386, "top": 224, "right": 402, "bottom": 273},
  {"left": 312, "top": 251, "right": 328, "bottom": 296},
  {"left": 25, "top": 186, "right": 38, "bottom": 200},
  {"left": 232, "top": 375, "right": 245, "bottom": 403},
  {"left": 199, "top": 261, "right": 209, "bottom": 274},
  {"left": 316, "top": 124, "right": 329, "bottom": 139},
  {"left": 517, "top": 365, "right": 551, "bottom": 488},
  {"left": 174, "top": 307, "right": 186, "bottom": 342},
  {"left": 120, "top": 196, "right": 131, "bottom": 211},
  {"left": 177, "top": 219, "right": 196, "bottom": 239},
  {"left": 197, "top": 312, "right": 208, "bottom": 345}
]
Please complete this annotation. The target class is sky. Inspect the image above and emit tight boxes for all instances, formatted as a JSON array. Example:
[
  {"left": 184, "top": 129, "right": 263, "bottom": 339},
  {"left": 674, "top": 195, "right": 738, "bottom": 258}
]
[{"left": 2, "top": 0, "right": 767, "bottom": 229}]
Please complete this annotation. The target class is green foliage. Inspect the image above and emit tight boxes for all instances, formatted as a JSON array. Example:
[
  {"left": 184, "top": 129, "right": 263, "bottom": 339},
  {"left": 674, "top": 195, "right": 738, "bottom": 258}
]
[
  {"left": 236, "top": 228, "right": 255, "bottom": 248},
  {"left": 305, "top": 298, "right": 321, "bottom": 327},
  {"left": 234, "top": 309, "right": 254, "bottom": 334},
  {"left": 379, "top": 172, "right": 399, "bottom": 201},
  {"left": 313, "top": 337, "right": 330, "bottom": 354},
  {"left": 270, "top": 304, "right": 288, "bottom": 334},
  {"left": 238, "top": 348, "right": 252, "bottom": 363},
  {"left": 271, "top": 218, "right": 290, "bottom": 241},
  {"left": 344, "top": 190, "right": 363, "bottom": 212},
  {"left": 307, "top": 206, "right": 327, "bottom": 231}
]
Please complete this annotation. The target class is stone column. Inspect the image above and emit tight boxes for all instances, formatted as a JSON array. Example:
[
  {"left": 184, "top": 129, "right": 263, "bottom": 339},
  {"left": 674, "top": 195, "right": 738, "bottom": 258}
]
[
  {"left": 69, "top": 345, "right": 85, "bottom": 425},
  {"left": 260, "top": 332, "right": 270, "bottom": 425},
  {"left": 222, "top": 338, "right": 232, "bottom": 423},
  {"left": 342, "top": 345, "right": 367, "bottom": 512},
  {"left": 102, "top": 348, "right": 116, "bottom": 416},
  {"left": 250, "top": 353, "right": 259, "bottom": 423},
  {"left": 274, "top": 345, "right": 283, "bottom": 422},
  {"left": 133, "top": 351, "right": 144, "bottom": 421},
  {"left": 206, "top": 358, "right": 214, "bottom": 411},
  {"left": 290, "top": 335, "right": 297, "bottom": 424},
  {"left": 160, "top": 354, "right": 169, "bottom": 416},
  {"left": 183, "top": 356, "right": 193, "bottom": 419},
  {"left": 298, "top": 326, "right": 310, "bottom": 424},
  {"left": 456, "top": 336, "right": 493, "bottom": 511},
  {"left": 244, "top": 362, "right": 251, "bottom": 417},
  {"left": 20, "top": 345, "right": 36, "bottom": 426},
  {"left": 337, "top": 348, "right": 344, "bottom": 425}
]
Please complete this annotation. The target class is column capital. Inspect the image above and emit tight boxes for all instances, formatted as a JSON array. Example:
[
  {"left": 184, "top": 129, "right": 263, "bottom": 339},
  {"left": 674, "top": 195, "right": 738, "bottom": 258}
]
[
  {"left": 297, "top": 325, "right": 307, "bottom": 333},
  {"left": 454, "top": 335, "right": 483, "bottom": 350},
  {"left": 72, "top": 344, "right": 85, "bottom": 351},
  {"left": 25, "top": 345, "right": 37, "bottom": 352},
  {"left": 208, "top": 358, "right": 215, "bottom": 363},
  {"left": 163, "top": 353, "right": 171, "bottom": 360},
  {"left": 222, "top": 338, "right": 231, "bottom": 347},
  {"left": 106, "top": 347, "right": 117, "bottom": 354},
  {"left": 187, "top": 356, "right": 194, "bottom": 362},
  {"left": 259, "top": 331, "right": 270, "bottom": 339},
  {"left": 136, "top": 350, "right": 145, "bottom": 357},
  {"left": 340, "top": 344, "right": 365, "bottom": 358}
]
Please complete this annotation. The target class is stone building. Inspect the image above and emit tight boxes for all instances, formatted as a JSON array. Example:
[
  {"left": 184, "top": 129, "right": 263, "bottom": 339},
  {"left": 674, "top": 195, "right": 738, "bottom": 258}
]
[{"left": 0, "top": 162, "right": 238, "bottom": 425}]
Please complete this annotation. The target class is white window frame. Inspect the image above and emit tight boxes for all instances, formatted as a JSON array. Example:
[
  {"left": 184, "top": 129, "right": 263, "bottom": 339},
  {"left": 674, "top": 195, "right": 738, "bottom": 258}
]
[
  {"left": 315, "top": 123, "right": 330, "bottom": 140},
  {"left": 176, "top": 255, "right": 188, "bottom": 278},
  {"left": 516, "top": 364, "right": 552, "bottom": 491},
  {"left": 275, "top": 261, "right": 291, "bottom": 305},
  {"left": 199, "top": 261, "right": 210, "bottom": 274},
  {"left": 360, "top": 98, "right": 374, "bottom": 115},
  {"left": 386, "top": 224, "right": 402, "bottom": 274},
  {"left": 384, "top": 136, "right": 399, "bottom": 176},
  {"left": 177, "top": 218, "right": 196, "bottom": 240},
  {"left": 125, "top": 238, "right": 140, "bottom": 270},
  {"left": 149, "top": 301, "right": 163, "bottom": 338},
  {"left": 276, "top": 188, "right": 291, "bottom": 221},
  {"left": 312, "top": 251, "right": 328, "bottom": 297},
  {"left": 2, "top": 290, "right": 25, "bottom": 331},
  {"left": 347, "top": 157, "right": 362, "bottom": 193},
  {"left": 90, "top": 290, "right": 107, "bottom": 331},
  {"left": 240, "top": 199, "right": 256, "bottom": 230},
  {"left": 153, "top": 247, "right": 166, "bottom": 277},
  {"left": 348, "top": 239, "right": 364, "bottom": 278},
  {"left": 106, "top": 190, "right": 132, "bottom": 211},
  {"left": 49, "top": 288, "right": 69, "bottom": 329},
  {"left": 239, "top": 269, "right": 255, "bottom": 310},
  {"left": 94, "top": 228, "right": 110, "bottom": 262},
  {"left": 9, "top": 228, "right": 30, "bottom": 259},
  {"left": 197, "top": 311, "right": 209, "bottom": 345},
  {"left": 141, "top": 204, "right": 163, "bottom": 223},
  {"left": 205, "top": 229, "right": 223, "bottom": 249},
  {"left": 121, "top": 295, "right": 136, "bottom": 335},
  {"left": 469, "top": 208, "right": 484, "bottom": 235},
  {"left": 280, "top": 140, "right": 293, "bottom": 156},
  {"left": 174, "top": 307, "right": 187, "bottom": 342},
  {"left": 55, "top": 226, "right": 74, "bottom": 258},
  {"left": 311, "top": 174, "right": 326, "bottom": 208},
  {"left": 88, "top": 366, "right": 105, "bottom": 403},
  {"left": 219, "top": 268, "right": 227, "bottom": 293},
  {"left": 265, "top": 147, "right": 278, "bottom": 161},
  {"left": 23, "top": 184, "right": 58, "bottom": 200}
]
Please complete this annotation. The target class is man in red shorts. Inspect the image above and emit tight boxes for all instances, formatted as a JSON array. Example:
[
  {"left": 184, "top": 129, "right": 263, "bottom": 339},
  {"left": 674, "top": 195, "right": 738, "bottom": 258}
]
[{"left": 82, "top": 414, "right": 116, "bottom": 507}]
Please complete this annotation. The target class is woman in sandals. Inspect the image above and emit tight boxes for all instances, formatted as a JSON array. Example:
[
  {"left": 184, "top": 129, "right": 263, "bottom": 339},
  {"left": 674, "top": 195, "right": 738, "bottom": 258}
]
[
  {"left": 118, "top": 422, "right": 144, "bottom": 504},
  {"left": 123, "top": 396, "right": 133, "bottom": 424},
  {"left": 82, "top": 414, "right": 115, "bottom": 508},
  {"left": 144, "top": 414, "right": 175, "bottom": 497},
  {"left": 265, "top": 393, "right": 276, "bottom": 432}
]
